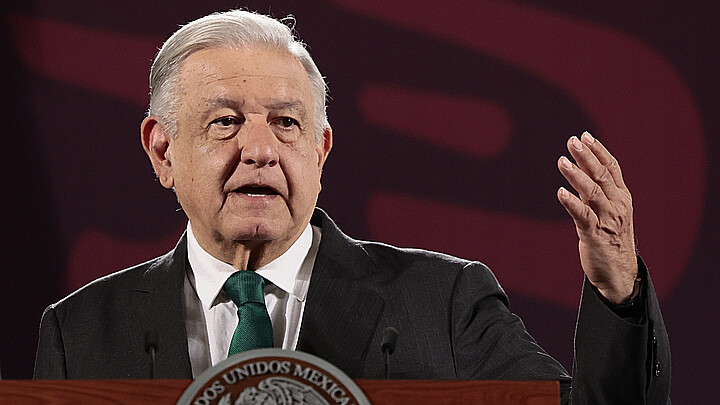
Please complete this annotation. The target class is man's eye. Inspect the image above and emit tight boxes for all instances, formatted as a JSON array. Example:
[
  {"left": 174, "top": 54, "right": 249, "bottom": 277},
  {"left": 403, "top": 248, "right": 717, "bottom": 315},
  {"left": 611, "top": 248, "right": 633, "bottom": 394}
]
[
  {"left": 277, "top": 117, "right": 300, "bottom": 129},
  {"left": 211, "top": 117, "right": 240, "bottom": 127}
]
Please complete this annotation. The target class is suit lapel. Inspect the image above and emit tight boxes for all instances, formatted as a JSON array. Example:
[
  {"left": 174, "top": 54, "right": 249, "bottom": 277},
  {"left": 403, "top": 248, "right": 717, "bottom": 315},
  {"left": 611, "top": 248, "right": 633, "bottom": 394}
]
[
  {"left": 129, "top": 233, "right": 193, "bottom": 378},
  {"left": 297, "top": 209, "right": 384, "bottom": 378},
  {"left": 122, "top": 211, "right": 383, "bottom": 379}
]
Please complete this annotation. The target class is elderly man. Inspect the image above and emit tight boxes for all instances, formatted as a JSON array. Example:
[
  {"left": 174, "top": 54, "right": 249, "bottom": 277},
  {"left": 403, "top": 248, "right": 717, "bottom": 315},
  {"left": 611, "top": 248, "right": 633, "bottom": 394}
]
[{"left": 34, "top": 10, "right": 669, "bottom": 404}]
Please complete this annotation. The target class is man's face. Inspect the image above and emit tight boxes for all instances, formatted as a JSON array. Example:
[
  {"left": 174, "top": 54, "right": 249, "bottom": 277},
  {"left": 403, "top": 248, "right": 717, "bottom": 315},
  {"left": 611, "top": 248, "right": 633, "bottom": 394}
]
[{"left": 150, "top": 47, "right": 331, "bottom": 264}]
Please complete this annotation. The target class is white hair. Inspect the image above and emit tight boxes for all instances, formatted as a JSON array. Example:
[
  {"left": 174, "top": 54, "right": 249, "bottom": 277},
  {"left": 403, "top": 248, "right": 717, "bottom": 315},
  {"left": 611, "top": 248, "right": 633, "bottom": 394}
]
[{"left": 148, "top": 10, "right": 329, "bottom": 142}]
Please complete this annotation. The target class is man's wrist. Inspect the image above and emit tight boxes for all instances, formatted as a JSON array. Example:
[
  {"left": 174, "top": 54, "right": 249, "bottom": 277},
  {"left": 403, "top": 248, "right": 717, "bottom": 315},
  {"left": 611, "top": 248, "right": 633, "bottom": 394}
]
[{"left": 603, "top": 277, "right": 645, "bottom": 320}]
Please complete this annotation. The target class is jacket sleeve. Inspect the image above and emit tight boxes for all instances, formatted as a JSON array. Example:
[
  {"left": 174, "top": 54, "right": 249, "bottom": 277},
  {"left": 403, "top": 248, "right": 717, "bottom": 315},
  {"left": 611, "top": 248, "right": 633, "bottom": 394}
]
[
  {"left": 33, "top": 305, "right": 68, "bottom": 379},
  {"left": 451, "top": 262, "right": 573, "bottom": 385},
  {"left": 571, "top": 259, "right": 671, "bottom": 404}
]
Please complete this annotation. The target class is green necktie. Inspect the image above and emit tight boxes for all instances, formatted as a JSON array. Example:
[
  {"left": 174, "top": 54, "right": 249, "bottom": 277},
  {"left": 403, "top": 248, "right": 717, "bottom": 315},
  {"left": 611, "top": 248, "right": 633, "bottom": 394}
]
[{"left": 223, "top": 271, "right": 274, "bottom": 356}]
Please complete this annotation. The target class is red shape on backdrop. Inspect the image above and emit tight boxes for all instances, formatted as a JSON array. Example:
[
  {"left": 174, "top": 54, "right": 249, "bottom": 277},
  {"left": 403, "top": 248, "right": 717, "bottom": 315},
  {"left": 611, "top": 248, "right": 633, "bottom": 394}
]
[
  {"left": 334, "top": 0, "right": 706, "bottom": 306},
  {"left": 359, "top": 84, "right": 512, "bottom": 158},
  {"left": 9, "top": 13, "right": 171, "bottom": 291},
  {"left": 9, "top": 13, "right": 161, "bottom": 107}
]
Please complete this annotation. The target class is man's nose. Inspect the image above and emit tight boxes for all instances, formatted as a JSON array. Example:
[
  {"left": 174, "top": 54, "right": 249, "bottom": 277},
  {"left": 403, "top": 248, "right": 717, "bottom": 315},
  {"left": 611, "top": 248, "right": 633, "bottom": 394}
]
[{"left": 239, "top": 121, "right": 279, "bottom": 167}]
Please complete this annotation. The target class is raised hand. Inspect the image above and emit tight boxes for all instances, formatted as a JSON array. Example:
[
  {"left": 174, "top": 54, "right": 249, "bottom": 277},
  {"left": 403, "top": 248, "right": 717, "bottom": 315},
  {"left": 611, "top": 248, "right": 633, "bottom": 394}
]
[{"left": 557, "top": 132, "right": 638, "bottom": 304}]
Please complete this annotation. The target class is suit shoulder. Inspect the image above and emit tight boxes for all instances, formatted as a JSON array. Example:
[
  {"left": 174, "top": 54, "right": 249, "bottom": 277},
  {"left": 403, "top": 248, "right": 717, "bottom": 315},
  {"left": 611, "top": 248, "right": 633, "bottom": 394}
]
[
  {"left": 48, "top": 252, "right": 171, "bottom": 314},
  {"left": 361, "top": 238, "right": 474, "bottom": 263},
  {"left": 357, "top": 238, "right": 492, "bottom": 276}
]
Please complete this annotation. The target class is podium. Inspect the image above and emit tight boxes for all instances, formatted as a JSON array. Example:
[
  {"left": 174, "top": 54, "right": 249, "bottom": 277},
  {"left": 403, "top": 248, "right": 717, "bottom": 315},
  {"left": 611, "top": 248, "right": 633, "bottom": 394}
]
[{"left": 0, "top": 379, "right": 559, "bottom": 404}]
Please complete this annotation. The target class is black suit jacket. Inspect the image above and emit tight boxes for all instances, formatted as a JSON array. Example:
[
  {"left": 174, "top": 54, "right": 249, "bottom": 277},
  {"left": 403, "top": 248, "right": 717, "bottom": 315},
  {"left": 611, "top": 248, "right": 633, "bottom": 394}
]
[{"left": 35, "top": 208, "right": 670, "bottom": 404}]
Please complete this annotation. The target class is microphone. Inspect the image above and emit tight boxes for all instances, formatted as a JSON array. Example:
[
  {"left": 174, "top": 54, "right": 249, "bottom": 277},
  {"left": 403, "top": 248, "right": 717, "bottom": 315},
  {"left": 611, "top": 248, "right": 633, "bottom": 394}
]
[
  {"left": 144, "top": 330, "right": 159, "bottom": 379},
  {"left": 381, "top": 327, "right": 398, "bottom": 379}
]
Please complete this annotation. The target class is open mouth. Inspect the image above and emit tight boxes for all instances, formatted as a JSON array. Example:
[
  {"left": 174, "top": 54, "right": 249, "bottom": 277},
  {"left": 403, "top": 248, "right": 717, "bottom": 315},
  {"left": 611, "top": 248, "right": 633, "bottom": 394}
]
[{"left": 234, "top": 185, "right": 279, "bottom": 197}]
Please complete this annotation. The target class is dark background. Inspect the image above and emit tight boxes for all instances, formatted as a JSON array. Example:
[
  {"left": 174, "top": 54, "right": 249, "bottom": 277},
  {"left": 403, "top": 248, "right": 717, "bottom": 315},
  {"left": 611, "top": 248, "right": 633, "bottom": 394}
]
[{"left": 1, "top": 0, "right": 717, "bottom": 402}]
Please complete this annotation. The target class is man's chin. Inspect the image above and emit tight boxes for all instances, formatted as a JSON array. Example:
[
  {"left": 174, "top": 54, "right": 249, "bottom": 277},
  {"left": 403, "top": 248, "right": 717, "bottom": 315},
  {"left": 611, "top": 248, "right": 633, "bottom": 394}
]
[{"left": 223, "top": 221, "right": 287, "bottom": 243}]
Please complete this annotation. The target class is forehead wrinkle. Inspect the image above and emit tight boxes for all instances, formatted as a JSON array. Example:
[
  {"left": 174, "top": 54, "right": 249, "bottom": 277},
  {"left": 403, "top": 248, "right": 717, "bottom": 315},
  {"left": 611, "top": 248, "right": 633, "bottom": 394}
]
[
  {"left": 202, "top": 73, "right": 297, "bottom": 87},
  {"left": 194, "top": 73, "right": 309, "bottom": 108}
]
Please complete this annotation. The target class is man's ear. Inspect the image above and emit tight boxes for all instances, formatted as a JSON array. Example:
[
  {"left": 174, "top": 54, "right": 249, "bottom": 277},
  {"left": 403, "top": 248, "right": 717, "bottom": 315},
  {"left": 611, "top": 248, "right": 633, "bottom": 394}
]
[
  {"left": 317, "top": 127, "right": 333, "bottom": 170},
  {"left": 315, "top": 127, "right": 333, "bottom": 193},
  {"left": 141, "top": 116, "right": 174, "bottom": 189}
]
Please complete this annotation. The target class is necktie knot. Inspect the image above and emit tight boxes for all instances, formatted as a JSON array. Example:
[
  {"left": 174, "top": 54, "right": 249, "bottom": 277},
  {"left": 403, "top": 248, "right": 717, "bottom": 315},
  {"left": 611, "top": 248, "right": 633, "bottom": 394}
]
[{"left": 223, "top": 270, "right": 266, "bottom": 306}]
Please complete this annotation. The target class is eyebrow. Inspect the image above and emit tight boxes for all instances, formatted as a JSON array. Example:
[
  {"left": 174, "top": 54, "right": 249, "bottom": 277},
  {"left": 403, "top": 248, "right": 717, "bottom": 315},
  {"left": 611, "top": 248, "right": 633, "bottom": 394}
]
[
  {"left": 201, "top": 97, "right": 244, "bottom": 111},
  {"left": 200, "top": 98, "right": 307, "bottom": 116},
  {"left": 264, "top": 101, "right": 307, "bottom": 116}
]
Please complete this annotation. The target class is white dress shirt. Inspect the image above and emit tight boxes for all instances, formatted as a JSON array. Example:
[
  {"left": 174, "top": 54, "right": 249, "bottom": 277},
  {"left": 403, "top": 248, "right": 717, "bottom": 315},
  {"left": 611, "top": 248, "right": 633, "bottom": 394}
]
[{"left": 183, "top": 222, "right": 321, "bottom": 377}]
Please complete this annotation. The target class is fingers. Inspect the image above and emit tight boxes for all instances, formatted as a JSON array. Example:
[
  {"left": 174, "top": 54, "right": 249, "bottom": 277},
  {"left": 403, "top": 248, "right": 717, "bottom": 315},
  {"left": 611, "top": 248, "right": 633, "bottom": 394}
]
[
  {"left": 558, "top": 132, "right": 630, "bottom": 213},
  {"left": 557, "top": 132, "right": 637, "bottom": 303},
  {"left": 578, "top": 131, "right": 627, "bottom": 191},
  {"left": 557, "top": 186, "right": 597, "bottom": 232},
  {"left": 558, "top": 150, "right": 612, "bottom": 219},
  {"left": 566, "top": 134, "right": 624, "bottom": 202}
]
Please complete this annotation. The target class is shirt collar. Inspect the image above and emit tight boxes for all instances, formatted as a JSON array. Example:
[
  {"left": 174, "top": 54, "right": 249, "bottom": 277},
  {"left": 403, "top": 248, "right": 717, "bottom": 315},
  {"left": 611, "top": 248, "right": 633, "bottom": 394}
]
[{"left": 186, "top": 222, "right": 314, "bottom": 310}]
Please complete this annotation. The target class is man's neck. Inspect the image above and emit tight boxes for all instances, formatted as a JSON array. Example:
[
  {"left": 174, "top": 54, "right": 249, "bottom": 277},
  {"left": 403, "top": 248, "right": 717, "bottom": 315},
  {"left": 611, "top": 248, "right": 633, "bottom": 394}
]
[{"left": 191, "top": 226, "right": 306, "bottom": 271}]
